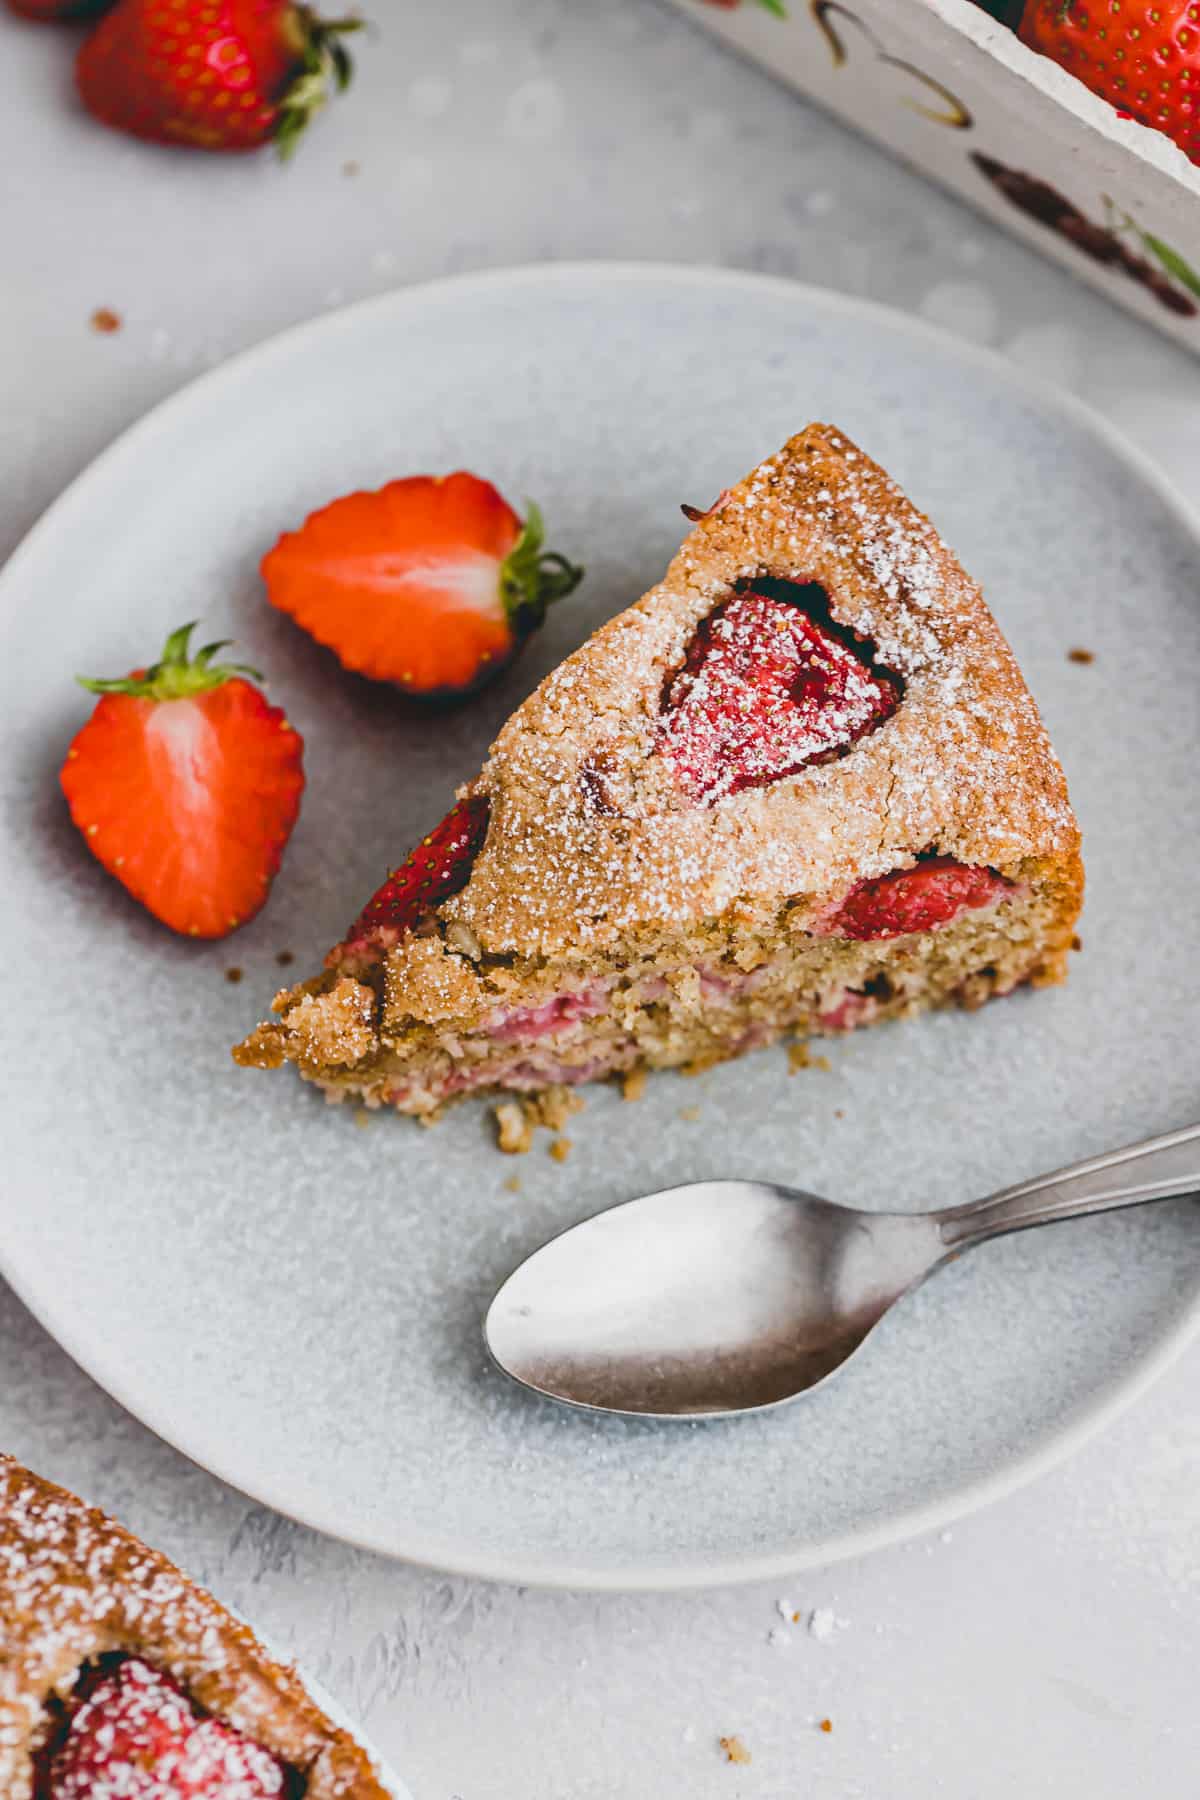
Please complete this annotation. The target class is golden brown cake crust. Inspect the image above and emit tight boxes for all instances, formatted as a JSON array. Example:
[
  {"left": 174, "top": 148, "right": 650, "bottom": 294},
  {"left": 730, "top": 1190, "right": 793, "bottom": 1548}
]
[
  {"left": 0, "top": 1456, "right": 392, "bottom": 1799},
  {"left": 445, "top": 422, "right": 1079, "bottom": 956}
]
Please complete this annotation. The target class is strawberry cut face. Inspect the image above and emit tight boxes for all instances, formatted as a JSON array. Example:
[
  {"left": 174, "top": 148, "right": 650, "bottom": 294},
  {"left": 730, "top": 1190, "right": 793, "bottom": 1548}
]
[
  {"left": 261, "top": 473, "right": 582, "bottom": 698},
  {"left": 35, "top": 1655, "right": 293, "bottom": 1799},
  {"left": 658, "top": 582, "right": 901, "bottom": 804}
]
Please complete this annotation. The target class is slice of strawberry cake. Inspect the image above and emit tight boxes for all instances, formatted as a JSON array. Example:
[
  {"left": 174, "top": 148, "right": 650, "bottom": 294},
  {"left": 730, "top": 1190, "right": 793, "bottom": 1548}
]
[{"left": 235, "top": 425, "right": 1082, "bottom": 1119}]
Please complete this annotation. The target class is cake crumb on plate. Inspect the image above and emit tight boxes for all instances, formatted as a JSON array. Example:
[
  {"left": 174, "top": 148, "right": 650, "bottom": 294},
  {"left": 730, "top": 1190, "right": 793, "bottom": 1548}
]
[
  {"left": 719, "top": 1735, "right": 751, "bottom": 1765},
  {"left": 549, "top": 1137, "right": 572, "bottom": 1162},
  {"left": 494, "top": 1102, "right": 533, "bottom": 1154},
  {"left": 495, "top": 1087, "right": 584, "bottom": 1153}
]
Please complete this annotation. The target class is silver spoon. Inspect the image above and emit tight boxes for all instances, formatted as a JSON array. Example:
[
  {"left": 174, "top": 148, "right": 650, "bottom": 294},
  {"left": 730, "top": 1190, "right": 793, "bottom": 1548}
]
[{"left": 484, "top": 1122, "right": 1200, "bottom": 1419}]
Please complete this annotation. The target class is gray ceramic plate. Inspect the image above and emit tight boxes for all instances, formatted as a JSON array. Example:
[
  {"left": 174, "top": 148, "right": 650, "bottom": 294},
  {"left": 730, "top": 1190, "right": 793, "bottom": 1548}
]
[{"left": 2, "top": 265, "right": 1199, "bottom": 1591}]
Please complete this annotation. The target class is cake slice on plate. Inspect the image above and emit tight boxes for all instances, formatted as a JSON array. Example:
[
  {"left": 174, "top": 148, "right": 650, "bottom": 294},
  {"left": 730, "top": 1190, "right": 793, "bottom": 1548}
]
[
  {"left": 0, "top": 1456, "right": 394, "bottom": 1798},
  {"left": 235, "top": 424, "right": 1082, "bottom": 1121}
]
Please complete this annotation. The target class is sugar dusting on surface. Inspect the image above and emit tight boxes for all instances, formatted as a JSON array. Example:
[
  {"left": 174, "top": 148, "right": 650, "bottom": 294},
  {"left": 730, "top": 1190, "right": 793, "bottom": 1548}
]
[{"left": 0, "top": 1458, "right": 387, "bottom": 1798}]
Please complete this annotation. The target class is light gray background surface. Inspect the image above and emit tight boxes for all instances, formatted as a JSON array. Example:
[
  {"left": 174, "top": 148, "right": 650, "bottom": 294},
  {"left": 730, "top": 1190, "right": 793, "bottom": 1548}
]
[{"left": 2, "top": 2, "right": 1199, "bottom": 1795}]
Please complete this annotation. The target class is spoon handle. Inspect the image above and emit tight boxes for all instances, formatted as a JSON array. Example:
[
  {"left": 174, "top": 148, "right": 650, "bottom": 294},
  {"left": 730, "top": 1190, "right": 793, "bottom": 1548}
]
[{"left": 937, "top": 1122, "right": 1200, "bottom": 1252}]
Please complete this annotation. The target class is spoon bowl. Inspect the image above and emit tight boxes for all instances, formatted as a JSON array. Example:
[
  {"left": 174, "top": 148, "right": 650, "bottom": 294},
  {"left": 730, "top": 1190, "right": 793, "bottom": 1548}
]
[
  {"left": 485, "top": 1182, "right": 944, "bottom": 1417},
  {"left": 485, "top": 1124, "right": 1200, "bottom": 1419}
]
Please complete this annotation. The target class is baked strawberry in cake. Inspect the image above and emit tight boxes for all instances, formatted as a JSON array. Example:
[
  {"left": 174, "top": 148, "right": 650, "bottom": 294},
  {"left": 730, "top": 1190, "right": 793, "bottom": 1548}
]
[
  {"left": 0, "top": 1457, "right": 392, "bottom": 1798},
  {"left": 234, "top": 424, "right": 1082, "bottom": 1118}
]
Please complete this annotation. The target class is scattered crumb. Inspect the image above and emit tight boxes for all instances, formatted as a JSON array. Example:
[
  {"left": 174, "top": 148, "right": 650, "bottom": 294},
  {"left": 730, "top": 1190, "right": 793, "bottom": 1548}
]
[
  {"left": 808, "top": 1607, "right": 839, "bottom": 1641},
  {"left": 224, "top": 967, "right": 243, "bottom": 984},
  {"left": 834, "top": 1108, "right": 845, "bottom": 1119},
  {"left": 1071, "top": 933, "right": 1083, "bottom": 952},
  {"left": 775, "top": 1597, "right": 794, "bottom": 1622},
  {"left": 679, "top": 1104, "right": 701, "bottom": 1122},
  {"left": 503, "top": 1174, "right": 522, "bottom": 1194},
  {"left": 495, "top": 1101, "right": 533, "bottom": 1155},
  {"left": 813, "top": 1053, "right": 831, "bottom": 1071},
  {"left": 621, "top": 1067, "right": 647, "bottom": 1102},
  {"left": 90, "top": 307, "right": 122, "bottom": 334},
  {"left": 719, "top": 1736, "right": 751, "bottom": 1766},
  {"left": 818, "top": 1718, "right": 833, "bottom": 1735},
  {"left": 1067, "top": 646, "right": 1095, "bottom": 664},
  {"left": 275, "top": 949, "right": 295, "bottom": 967},
  {"left": 549, "top": 1137, "right": 572, "bottom": 1163},
  {"left": 494, "top": 1088, "right": 584, "bottom": 1154},
  {"left": 789, "top": 1042, "right": 830, "bottom": 1074},
  {"left": 532, "top": 1086, "right": 585, "bottom": 1132},
  {"left": 353, "top": 1109, "right": 372, "bottom": 1129},
  {"left": 342, "top": 159, "right": 360, "bottom": 176}
]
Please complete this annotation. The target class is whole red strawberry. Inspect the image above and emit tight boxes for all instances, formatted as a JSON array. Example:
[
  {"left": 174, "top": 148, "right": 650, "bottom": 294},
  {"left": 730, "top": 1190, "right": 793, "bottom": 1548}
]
[
  {"left": 61, "top": 622, "right": 305, "bottom": 938},
  {"left": 339, "top": 794, "right": 490, "bottom": 954},
  {"left": 1019, "top": 0, "right": 1200, "bottom": 166},
  {"left": 75, "top": 0, "right": 361, "bottom": 156},
  {"left": 44, "top": 1656, "right": 288, "bottom": 1798},
  {"left": 262, "top": 472, "right": 583, "bottom": 700}
]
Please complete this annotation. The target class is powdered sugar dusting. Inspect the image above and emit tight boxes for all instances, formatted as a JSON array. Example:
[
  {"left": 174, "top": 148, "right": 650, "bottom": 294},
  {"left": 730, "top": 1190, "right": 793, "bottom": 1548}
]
[
  {"left": 0, "top": 1458, "right": 388, "bottom": 1798},
  {"left": 46, "top": 1657, "right": 287, "bottom": 1799},
  {"left": 656, "top": 586, "right": 899, "bottom": 803},
  {"left": 436, "top": 422, "right": 1079, "bottom": 957}
]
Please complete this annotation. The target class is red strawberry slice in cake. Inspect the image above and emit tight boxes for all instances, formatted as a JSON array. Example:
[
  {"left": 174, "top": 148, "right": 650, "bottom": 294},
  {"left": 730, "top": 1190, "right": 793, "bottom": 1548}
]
[
  {"left": 658, "top": 582, "right": 900, "bottom": 802},
  {"left": 235, "top": 424, "right": 1082, "bottom": 1123},
  {"left": 820, "top": 857, "right": 1013, "bottom": 942},
  {"left": 42, "top": 1658, "right": 289, "bottom": 1798},
  {"left": 341, "top": 793, "right": 491, "bottom": 955}
]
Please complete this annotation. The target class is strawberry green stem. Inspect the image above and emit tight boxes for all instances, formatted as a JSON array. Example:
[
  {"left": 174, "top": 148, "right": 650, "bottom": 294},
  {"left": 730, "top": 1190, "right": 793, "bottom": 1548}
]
[
  {"left": 275, "top": 10, "right": 363, "bottom": 161},
  {"left": 78, "top": 622, "right": 263, "bottom": 701},
  {"left": 500, "top": 502, "right": 584, "bottom": 633}
]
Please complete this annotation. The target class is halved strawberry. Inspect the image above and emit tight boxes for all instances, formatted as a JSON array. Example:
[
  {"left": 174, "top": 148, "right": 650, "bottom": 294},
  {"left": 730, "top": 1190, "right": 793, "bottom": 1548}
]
[
  {"left": 261, "top": 472, "right": 583, "bottom": 699},
  {"left": 60, "top": 623, "right": 305, "bottom": 939},
  {"left": 43, "top": 1656, "right": 288, "bottom": 1798},
  {"left": 338, "top": 794, "right": 490, "bottom": 955}
]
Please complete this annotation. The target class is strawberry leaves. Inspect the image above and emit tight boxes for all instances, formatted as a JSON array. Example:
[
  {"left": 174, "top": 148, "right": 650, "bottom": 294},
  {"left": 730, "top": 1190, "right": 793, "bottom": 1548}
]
[
  {"left": 500, "top": 502, "right": 585, "bottom": 633},
  {"left": 275, "top": 10, "right": 363, "bottom": 160},
  {"left": 77, "top": 621, "right": 263, "bottom": 700}
]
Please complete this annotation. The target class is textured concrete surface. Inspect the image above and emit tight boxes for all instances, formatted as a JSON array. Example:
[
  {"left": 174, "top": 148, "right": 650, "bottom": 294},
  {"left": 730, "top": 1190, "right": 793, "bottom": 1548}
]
[{"left": 2, "top": 1, "right": 1199, "bottom": 1794}]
